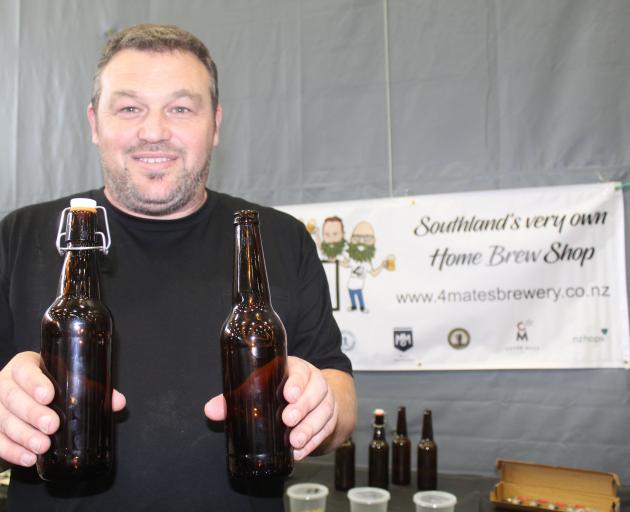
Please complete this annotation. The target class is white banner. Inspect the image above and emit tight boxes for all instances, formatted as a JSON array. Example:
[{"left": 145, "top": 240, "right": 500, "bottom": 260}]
[{"left": 278, "top": 183, "right": 630, "bottom": 370}]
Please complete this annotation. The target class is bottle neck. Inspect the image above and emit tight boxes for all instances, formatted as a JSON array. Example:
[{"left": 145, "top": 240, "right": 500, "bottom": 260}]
[
  {"left": 372, "top": 425, "right": 386, "bottom": 441},
  {"left": 396, "top": 408, "right": 407, "bottom": 436},
  {"left": 58, "top": 209, "right": 101, "bottom": 299},
  {"left": 233, "top": 221, "right": 271, "bottom": 305},
  {"left": 372, "top": 417, "right": 386, "bottom": 441},
  {"left": 59, "top": 251, "right": 101, "bottom": 299},
  {"left": 421, "top": 411, "right": 434, "bottom": 440}
]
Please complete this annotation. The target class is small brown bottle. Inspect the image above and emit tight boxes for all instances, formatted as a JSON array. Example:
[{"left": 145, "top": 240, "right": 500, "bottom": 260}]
[
  {"left": 417, "top": 409, "right": 438, "bottom": 490},
  {"left": 368, "top": 408, "right": 389, "bottom": 489},
  {"left": 37, "top": 198, "right": 113, "bottom": 481},
  {"left": 334, "top": 437, "right": 355, "bottom": 491},
  {"left": 392, "top": 406, "right": 411, "bottom": 485},
  {"left": 220, "top": 210, "right": 293, "bottom": 479}
]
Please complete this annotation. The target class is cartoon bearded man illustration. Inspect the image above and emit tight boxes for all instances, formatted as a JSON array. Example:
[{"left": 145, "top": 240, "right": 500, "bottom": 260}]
[
  {"left": 319, "top": 216, "right": 346, "bottom": 261},
  {"left": 344, "top": 221, "right": 384, "bottom": 313}
]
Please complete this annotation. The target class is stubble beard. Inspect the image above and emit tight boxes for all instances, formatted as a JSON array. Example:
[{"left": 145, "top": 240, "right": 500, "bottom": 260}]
[{"left": 101, "top": 145, "right": 212, "bottom": 217}]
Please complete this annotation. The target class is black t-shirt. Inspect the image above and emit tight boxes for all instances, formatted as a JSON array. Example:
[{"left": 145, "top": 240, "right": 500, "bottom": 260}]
[{"left": 0, "top": 188, "right": 351, "bottom": 511}]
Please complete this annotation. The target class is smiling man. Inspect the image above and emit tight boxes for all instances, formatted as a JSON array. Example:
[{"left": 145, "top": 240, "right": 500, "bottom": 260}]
[
  {"left": 88, "top": 47, "right": 221, "bottom": 218},
  {"left": 0, "top": 24, "right": 355, "bottom": 511}
]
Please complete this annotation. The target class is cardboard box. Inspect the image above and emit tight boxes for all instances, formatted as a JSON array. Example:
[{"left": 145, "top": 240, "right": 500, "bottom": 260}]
[{"left": 490, "top": 459, "right": 620, "bottom": 512}]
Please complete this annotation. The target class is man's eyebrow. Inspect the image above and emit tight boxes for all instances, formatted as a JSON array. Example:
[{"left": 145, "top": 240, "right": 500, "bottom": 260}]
[
  {"left": 170, "top": 89, "right": 203, "bottom": 104},
  {"left": 111, "top": 90, "right": 140, "bottom": 100},
  {"left": 108, "top": 89, "right": 203, "bottom": 103}
]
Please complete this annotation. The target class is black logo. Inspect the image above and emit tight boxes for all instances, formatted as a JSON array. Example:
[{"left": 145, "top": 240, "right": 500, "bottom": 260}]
[{"left": 393, "top": 328, "right": 414, "bottom": 352}]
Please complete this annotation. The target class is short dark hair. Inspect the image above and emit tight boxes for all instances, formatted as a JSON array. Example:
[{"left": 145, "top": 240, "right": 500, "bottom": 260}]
[{"left": 91, "top": 24, "right": 218, "bottom": 112}]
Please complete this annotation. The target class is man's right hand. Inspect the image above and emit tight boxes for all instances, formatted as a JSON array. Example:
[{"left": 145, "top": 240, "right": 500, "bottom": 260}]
[{"left": 0, "top": 351, "right": 126, "bottom": 469}]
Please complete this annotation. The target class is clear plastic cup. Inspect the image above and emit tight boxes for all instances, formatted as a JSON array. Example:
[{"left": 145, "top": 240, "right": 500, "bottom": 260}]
[
  {"left": 286, "top": 483, "right": 329, "bottom": 512},
  {"left": 413, "top": 491, "right": 457, "bottom": 512},
  {"left": 347, "top": 487, "right": 391, "bottom": 512}
]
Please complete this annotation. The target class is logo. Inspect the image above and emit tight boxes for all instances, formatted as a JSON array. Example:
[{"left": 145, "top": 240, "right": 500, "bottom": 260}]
[
  {"left": 447, "top": 328, "right": 470, "bottom": 349},
  {"left": 516, "top": 320, "right": 532, "bottom": 342},
  {"left": 341, "top": 330, "right": 357, "bottom": 352},
  {"left": 601, "top": 328, "right": 608, "bottom": 335},
  {"left": 516, "top": 321, "right": 528, "bottom": 341},
  {"left": 393, "top": 328, "right": 414, "bottom": 352}
]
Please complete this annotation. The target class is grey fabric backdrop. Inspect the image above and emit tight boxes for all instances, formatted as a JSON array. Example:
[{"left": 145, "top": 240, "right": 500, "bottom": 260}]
[{"left": 1, "top": 0, "right": 629, "bottom": 482}]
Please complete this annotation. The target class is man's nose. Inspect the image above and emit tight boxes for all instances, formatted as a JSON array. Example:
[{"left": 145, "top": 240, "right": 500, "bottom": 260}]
[{"left": 137, "top": 111, "right": 171, "bottom": 142}]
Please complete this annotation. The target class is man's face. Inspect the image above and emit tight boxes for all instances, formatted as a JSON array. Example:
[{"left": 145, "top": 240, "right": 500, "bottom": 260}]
[{"left": 87, "top": 49, "right": 222, "bottom": 217}]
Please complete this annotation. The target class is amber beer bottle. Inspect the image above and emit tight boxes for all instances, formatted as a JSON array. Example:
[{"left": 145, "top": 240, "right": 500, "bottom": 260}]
[
  {"left": 392, "top": 406, "right": 411, "bottom": 485},
  {"left": 37, "top": 198, "right": 113, "bottom": 481},
  {"left": 417, "top": 409, "right": 438, "bottom": 490},
  {"left": 368, "top": 409, "right": 389, "bottom": 489},
  {"left": 334, "top": 437, "right": 355, "bottom": 491},
  {"left": 220, "top": 210, "right": 293, "bottom": 479}
]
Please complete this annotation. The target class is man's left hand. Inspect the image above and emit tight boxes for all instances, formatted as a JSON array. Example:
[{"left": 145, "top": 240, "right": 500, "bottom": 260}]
[{"left": 205, "top": 356, "right": 354, "bottom": 461}]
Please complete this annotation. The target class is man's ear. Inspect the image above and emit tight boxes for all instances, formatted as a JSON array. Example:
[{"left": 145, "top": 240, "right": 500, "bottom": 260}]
[
  {"left": 213, "top": 104, "right": 223, "bottom": 147},
  {"left": 87, "top": 103, "right": 99, "bottom": 144}
]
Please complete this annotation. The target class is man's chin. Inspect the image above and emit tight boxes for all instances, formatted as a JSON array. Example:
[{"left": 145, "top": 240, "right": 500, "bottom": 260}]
[
  {"left": 132, "top": 192, "right": 189, "bottom": 215},
  {"left": 105, "top": 184, "right": 182, "bottom": 216}
]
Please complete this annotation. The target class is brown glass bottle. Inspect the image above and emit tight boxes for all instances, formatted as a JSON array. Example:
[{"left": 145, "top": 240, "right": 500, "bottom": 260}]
[
  {"left": 220, "top": 210, "right": 293, "bottom": 479},
  {"left": 417, "top": 409, "right": 438, "bottom": 490},
  {"left": 334, "top": 437, "right": 355, "bottom": 491},
  {"left": 37, "top": 199, "right": 113, "bottom": 481},
  {"left": 368, "top": 408, "right": 388, "bottom": 489},
  {"left": 392, "top": 406, "right": 411, "bottom": 485}
]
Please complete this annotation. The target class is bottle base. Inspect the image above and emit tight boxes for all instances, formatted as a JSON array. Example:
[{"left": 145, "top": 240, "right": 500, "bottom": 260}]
[
  {"left": 37, "top": 451, "right": 112, "bottom": 482},
  {"left": 228, "top": 453, "right": 293, "bottom": 480}
]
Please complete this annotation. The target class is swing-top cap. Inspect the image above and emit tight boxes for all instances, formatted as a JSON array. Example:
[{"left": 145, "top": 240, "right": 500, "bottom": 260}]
[{"left": 70, "top": 198, "right": 97, "bottom": 210}]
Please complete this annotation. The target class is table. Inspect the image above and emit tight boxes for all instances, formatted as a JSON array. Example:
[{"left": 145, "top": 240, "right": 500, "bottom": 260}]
[{"left": 284, "top": 457, "right": 629, "bottom": 512}]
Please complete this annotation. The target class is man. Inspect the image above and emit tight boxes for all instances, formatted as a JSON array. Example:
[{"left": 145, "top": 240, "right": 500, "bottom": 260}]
[{"left": 0, "top": 24, "right": 355, "bottom": 510}]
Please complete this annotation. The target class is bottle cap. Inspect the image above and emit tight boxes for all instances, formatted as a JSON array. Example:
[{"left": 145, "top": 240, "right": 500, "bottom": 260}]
[
  {"left": 70, "top": 198, "right": 97, "bottom": 210},
  {"left": 56, "top": 199, "right": 111, "bottom": 254},
  {"left": 373, "top": 408, "right": 385, "bottom": 426}
]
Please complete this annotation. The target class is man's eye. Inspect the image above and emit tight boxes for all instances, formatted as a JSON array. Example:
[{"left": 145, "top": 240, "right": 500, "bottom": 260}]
[
  {"left": 119, "top": 106, "right": 139, "bottom": 114},
  {"left": 172, "top": 106, "right": 191, "bottom": 114}
]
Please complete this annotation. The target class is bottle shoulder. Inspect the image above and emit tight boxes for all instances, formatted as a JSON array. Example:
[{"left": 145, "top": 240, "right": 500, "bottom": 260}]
[
  {"left": 417, "top": 439, "right": 437, "bottom": 450},
  {"left": 227, "top": 302, "right": 281, "bottom": 317},
  {"left": 221, "top": 303, "right": 287, "bottom": 341},
  {"left": 44, "top": 296, "right": 112, "bottom": 322},
  {"left": 393, "top": 435, "right": 411, "bottom": 446},
  {"left": 369, "top": 439, "right": 388, "bottom": 449}
]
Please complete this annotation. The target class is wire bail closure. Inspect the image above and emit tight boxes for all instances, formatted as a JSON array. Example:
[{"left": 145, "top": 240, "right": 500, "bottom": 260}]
[{"left": 55, "top": 206, "right": 112, "bottom": 255}]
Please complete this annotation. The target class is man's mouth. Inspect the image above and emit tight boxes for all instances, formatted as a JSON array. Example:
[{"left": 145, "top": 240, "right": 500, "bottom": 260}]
[
  {"left": 130, "top": 152, "right": 179, "bottom": 170},
  {"left": 136, "top": 156, "right": 173, "bottom": 164}
]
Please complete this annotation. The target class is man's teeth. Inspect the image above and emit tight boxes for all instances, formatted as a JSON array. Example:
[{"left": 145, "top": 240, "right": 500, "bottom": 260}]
[{"left": 138, "top": 157, "right": 171, "bottom": 163}]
